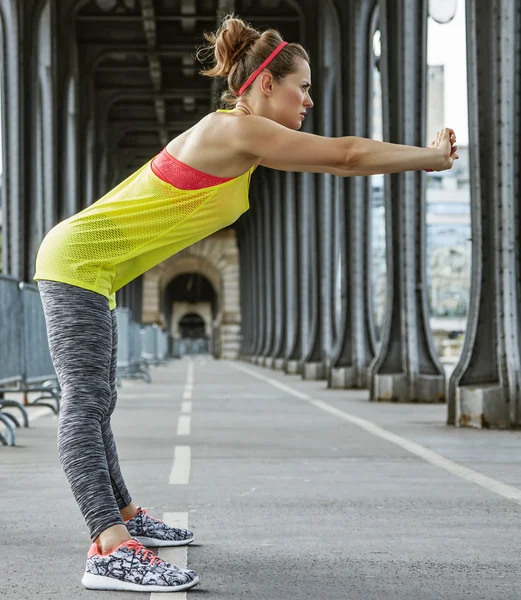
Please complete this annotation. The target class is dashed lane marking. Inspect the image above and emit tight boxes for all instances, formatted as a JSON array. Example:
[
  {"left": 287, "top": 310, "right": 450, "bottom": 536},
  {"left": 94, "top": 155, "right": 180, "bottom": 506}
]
[{"left": 169, "top": 446, "right": 191, "bottom": 485}]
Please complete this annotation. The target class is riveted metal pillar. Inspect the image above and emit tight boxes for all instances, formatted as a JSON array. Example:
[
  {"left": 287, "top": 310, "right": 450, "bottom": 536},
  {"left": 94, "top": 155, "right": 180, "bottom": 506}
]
[
  {"left": 331, "top": 177, "right": 342, "bottom": 347},
  {"left": 268, "top": 171, "right": 287, "bottom": 370},
  {"left": 56, "top": 3, "right": 82, "bottom": 217},
  {"left": 237, "top": 222, "right": 247, "bottom": 357},
  {"left": 83, "top": 119, "right": 96, "bottom": 208},
  {"left": 32, "top": 0, "right": 58, "bottom": 262},
  {"left": 314, "top": 0, "right": 337, "bottom": 376},
  {"left": 117, "top": 278, "right": 143, "bottom": 323},
  {"left": 369, "top": 0, "right": 445, "bottom": 402},
  {"left": 449, "top": 0, "right": 521, "bottom": 428},
  {"left": 329, "top": 0, "right": 377, "bottom": 389},
  {"left": 71, "top": 0, "right": 98, "bottom": 211},
  {"left": 130, "top": 278, "right": 143, "bottom": 324},
  {"left": 78, "top": 75, "right": 95, "bottom": 210},
  {"left": 1, "top": 0, "right": 24, "bottom": 278},
  {"left": 252, "top": 177, "right": 266, "bottom": 363},
  {"left": 244, "top": 212, "right": 258, "bottom": 359},
  {"left": 245, "top": 214, "right": 256, "bottom": 358},
  {"left": 260, "top": 172, "right": 276, "bottom": 366},
  {"left": 237, "top": 217, "right": 254, "bottom": 359},
  {"left": 62, "top": 75, "right": 80, "bottom": 218},
  {"left": 283, "top": 171, "right": 302, "bottom": 374},
  {"left": 299, "top": 170, "right": 323, "bottom": 377},
  {"left": 300, "top": 2, "right": 328, "bottom": 381}
]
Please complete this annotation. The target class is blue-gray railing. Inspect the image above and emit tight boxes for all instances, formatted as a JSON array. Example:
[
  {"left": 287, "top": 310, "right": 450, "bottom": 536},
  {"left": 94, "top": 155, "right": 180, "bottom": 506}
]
[
  {"left": 141, "top": 323, "right": 169, "bottom": 364},
  {"left": 0, "top": 276, "right": 59, "bottom": 445},
  {"left": 0, "top": 277, "right": 171, "bottom": 446},
  {"left": 115, "top": 308, "right": 170, "bottom": 384},
  {"left": 173, "top": 337, "right": 210, "bottom": 357}
]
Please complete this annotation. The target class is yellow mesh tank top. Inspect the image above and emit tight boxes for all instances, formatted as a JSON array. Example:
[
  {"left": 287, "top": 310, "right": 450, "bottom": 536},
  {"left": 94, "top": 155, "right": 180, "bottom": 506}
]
[{"left": 34, "top": 123, "right": 253, "bottom": 310}]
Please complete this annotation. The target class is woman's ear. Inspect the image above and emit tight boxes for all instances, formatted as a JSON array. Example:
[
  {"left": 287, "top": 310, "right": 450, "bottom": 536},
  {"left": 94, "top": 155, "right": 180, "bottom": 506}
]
[{"left": 259, "top": 71, "right": 275, "bottom": 96}]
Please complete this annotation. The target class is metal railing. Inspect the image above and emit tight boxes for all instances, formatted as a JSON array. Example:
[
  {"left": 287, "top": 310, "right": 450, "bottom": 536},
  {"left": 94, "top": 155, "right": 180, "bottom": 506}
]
[
  {"left": 0, "top": 280, "right": 173, "bottom": 445},
  {"left": 141, "top": 324, "right": 169, "bottom": 365},
  {"left": 0, "top": 276, "right": 60, "bottom": 446},
  {"left": 115, "top": 308, "right": 171, "bottom": 384},
  {"left": 173, "top": 337, "right": 210, "bottom": 357}
]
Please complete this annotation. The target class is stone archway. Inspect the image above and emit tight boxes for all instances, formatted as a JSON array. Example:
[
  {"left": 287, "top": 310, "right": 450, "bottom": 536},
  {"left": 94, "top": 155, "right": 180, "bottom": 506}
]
[
  {"left": 142, "top": 228, "right": 241, "bottom": 359},
  {"left": 176, "top": 309, "right": 211, "bottom": 339}
]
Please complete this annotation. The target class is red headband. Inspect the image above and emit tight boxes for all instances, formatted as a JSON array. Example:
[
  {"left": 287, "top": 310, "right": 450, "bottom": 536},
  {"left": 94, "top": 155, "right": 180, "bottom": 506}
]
[{"left": 238, "top": 41, "right": 288, "bottom": 96}]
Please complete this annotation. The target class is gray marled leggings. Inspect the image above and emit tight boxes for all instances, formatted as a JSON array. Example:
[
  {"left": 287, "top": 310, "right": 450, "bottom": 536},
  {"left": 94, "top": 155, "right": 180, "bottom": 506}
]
[{"left": 38, "top": 280, "right": 132, "bottom": 541}]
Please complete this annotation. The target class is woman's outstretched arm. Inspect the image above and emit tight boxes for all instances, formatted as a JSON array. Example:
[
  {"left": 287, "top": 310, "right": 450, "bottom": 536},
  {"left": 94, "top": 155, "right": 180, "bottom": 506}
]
[{"left": 228, "top": 115, "right": 457, "bottom": 176}]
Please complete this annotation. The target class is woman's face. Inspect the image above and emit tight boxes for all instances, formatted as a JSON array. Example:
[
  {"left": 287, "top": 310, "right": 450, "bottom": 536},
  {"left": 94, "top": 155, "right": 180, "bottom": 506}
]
[{"left": 271, "top": 59, "right": 314, "bottom": 130}]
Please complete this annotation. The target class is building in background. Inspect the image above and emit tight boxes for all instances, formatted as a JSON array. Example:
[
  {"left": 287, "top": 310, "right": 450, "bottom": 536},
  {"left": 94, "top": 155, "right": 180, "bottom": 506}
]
[
  {"left": 370, "top": 62, "right": 471, "bottom": 359},
  {"left": 427, "top": 65, "right": 445, "bottom": 143}
]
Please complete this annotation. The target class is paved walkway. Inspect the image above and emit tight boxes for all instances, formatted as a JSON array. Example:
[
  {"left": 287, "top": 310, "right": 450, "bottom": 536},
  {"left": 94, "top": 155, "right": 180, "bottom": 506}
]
[{"left": 2, "top": 357, "right": 521, "bottom": 599}]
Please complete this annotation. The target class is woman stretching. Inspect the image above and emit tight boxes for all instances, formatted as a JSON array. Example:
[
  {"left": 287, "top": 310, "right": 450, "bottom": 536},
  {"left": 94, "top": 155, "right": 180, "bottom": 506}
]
[{"left": 34, "top": 14, "right": 458, "bottom": 594}]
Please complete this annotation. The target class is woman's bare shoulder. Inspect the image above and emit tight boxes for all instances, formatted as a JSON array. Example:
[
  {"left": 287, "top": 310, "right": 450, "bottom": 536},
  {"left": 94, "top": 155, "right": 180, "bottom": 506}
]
[{"left": 164, "top": 111, "right": 259, "bottom": 178}]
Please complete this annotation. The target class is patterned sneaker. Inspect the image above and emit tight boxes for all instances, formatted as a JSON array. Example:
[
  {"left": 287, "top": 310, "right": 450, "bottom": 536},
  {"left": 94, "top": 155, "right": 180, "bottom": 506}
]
[
  {"left": 125, "top": 506, "right": 195, "bottom": 547},
  {"left": 81, "top": 539, "right": 199, "bottom": 592}
]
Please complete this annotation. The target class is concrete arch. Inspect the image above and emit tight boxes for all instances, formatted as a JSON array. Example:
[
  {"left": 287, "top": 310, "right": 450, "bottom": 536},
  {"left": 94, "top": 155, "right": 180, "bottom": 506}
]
[
  {"left": 174, "top": 308, "right": 212, "bottom": 340},
  {"left": 162, "top": 255, "right": 221, "bottom": 297},
  {"left": 177, "top": 310, "right": 207, "bottom": 329},
  {"left": 142, "top": 230, "right": 241, "bottom": 358}
]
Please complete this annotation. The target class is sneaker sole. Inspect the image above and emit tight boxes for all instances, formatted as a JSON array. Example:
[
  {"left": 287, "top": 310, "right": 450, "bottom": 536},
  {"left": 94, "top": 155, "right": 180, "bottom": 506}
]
[
  {"left": 81, "top": 573, "right": 200, "bottom": 592},
  {"left": 134, "top": 535, "right": 195, "bottom": 547}
]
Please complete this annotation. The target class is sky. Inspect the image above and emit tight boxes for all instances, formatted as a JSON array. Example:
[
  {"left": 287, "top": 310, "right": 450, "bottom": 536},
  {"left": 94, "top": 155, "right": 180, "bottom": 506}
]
[
  {"left": 0, "top": 3, "right": 469, "bottom": 177},
  {"left": 427, "top": 1, "right": 469, "bottom": 144}
]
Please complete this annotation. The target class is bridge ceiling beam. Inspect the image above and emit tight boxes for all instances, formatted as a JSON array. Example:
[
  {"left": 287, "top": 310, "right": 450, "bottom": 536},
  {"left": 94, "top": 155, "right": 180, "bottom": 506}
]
[
  {"left": 72, "top": 0, "right": 305, "bottom": 177},
  {"left": 139, "top": 0, "right": 168, "bottom": 146},
  {"left": 76, "top": 13, "right": 298, "bottom": 23}
]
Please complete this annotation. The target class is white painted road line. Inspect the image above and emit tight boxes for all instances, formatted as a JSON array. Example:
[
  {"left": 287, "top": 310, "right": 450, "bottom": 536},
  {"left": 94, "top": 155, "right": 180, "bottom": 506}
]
[
  {"left": 186, "top": 361, "right": 194, "bottom": 385},
  {"left": 183, "top": 389, "right": 192, "bottom": 400},
  {"left": 177, "top": 415, "right": 191, "bottom": 436},
  {"left": 181, "top": 401, "right": 192, "bottom": 414},
  {"left": 152, "top": 512, "right": 190, "bottom": 600},
  {"left": 230, "top": 362, "right": 521, "bottom": 507},
  {"left": 169, "top": 446, "right": 191, "bottom": 485}
]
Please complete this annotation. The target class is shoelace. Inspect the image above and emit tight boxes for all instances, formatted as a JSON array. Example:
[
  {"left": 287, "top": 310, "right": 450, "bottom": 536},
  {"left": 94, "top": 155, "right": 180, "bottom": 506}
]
[
  {"left": 140, "top": 508, "right": 166, "bottom": 526},
  {"left": 125, "top": 540, "right": 163, "bottom": 566}
]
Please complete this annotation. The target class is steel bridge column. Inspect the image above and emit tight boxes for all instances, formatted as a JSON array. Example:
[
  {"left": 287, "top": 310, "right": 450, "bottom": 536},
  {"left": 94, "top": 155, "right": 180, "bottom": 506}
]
[
  {"left": 130, "top": 278, "right": 143, "bottom": 324},
  {"left": 318, "top": 1, "right": 339, "bottom": 375},
  {"left": 62, "top": 74, "right": 81, "bottom": 218},
  {"left": 369, "top": 0, "right": 445, "bottom": 402},
  {"left": 35, "top": 0, "right": 58, "bottom": 246},
  {"left": 449, "top": 0, "right": 521, "bottom": 428},
  {"left": 268, "top": 171, "right": 287, "bottom": 370},
  {"left": 329, "top": 0, "right": 377, "bottom": 389},
  {"left": 299, "top": 9, "right": 328, "bottom": 381},
  {"left": 252, "top": 178, "right": 266, "bottom": 363},
  {"left": 237, "top": 222, "right": 246, "bottom": 357},
  {"left": 244, "top": 213, "right": 258, "bottom": 359},
  {"left": 1, "top": 0, "right": 24, "bottom": 278},
  {"left": 298, "top": 170, "right": 321, "bottom": 376},
  {"left": 245, "top": 215, "right": 256, "bottom": 359},
  {"left": 237, "top": 219, "right": 253, "bottom": 359},
  {"left": 283, "top": 171, "right": 302, "bottom": 374},
  {"left": 260, "top": 172, "right": 276, "bottom": 365}
]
